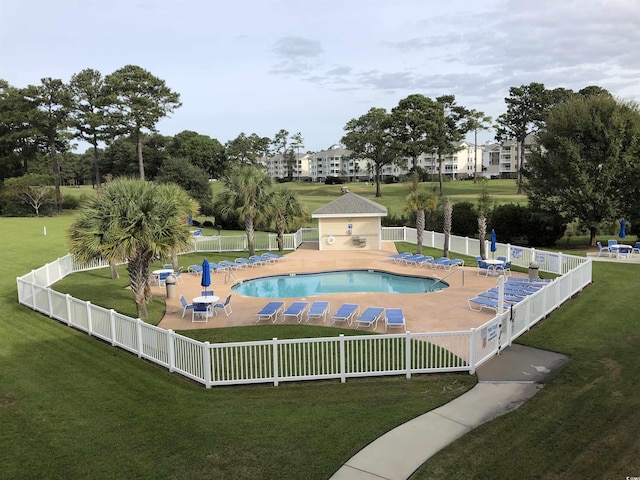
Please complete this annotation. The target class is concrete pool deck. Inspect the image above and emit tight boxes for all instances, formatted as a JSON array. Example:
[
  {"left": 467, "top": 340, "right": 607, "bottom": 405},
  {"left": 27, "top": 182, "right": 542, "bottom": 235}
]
[{"left": 157, "top": 242, "right": 526, "bottom": 333}]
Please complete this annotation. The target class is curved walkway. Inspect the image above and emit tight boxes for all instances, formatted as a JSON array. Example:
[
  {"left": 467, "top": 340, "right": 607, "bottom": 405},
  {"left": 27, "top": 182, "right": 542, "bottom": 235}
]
[{"left": 331, "top": 344, "right": 570, "bottom": 480}]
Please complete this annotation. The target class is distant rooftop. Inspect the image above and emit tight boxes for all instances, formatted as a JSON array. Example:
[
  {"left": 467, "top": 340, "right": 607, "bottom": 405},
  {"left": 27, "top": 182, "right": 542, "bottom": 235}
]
[{"left": 312, "top": 192, "right": 387, "bottom": 218}]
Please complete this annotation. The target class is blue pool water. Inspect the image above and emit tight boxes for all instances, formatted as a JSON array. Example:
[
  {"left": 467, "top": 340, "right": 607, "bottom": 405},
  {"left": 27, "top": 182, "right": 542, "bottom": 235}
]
[{"left": 232, "top": 270, "right": 448, "bottom": 298}]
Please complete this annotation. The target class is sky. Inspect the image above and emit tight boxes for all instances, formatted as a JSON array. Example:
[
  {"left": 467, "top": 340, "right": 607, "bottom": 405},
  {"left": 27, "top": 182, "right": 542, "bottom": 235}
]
[{"left": 1, "top": 0, "right": 639, "bottom": 153}]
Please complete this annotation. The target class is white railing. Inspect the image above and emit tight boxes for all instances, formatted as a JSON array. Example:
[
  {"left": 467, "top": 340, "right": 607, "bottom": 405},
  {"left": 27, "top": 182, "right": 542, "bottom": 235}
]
[{"left": 15, "top": 228, "right": 592, "bottom": 387}]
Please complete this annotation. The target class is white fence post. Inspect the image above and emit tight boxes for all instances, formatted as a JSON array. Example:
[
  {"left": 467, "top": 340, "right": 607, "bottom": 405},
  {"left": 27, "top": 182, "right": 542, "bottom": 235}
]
[
  {"left": 109, "top": 309, "right": 116, "bottom": 345},
  {"left": 168, "top": 330, "right": 175, "bottom": 373},
  {"left": 65, "top": 294, "right": 72, "bottom": 326},
  {"left": 469, "top": 328, "right": 477, "bottom": 374},
  {"left": 136, "top": 318, "right": 143, "bottom": 358},
  {"left": 86, "top": 301, "right": 93, "bottom": 336},
  {"left": 405, "top": 331, "right": 412, "bottom": 379},
  {"left": 272, "top": 338, "right": 279, "bottom": 386},
  {"left": 203, "top": 341, "right": 211, "bottom": 388},
  {"left": 47, "top": 287, "right": 53, "bottom": 318},
  {"left": 339, "top": 334, "right": 346, "bottom": 383}
]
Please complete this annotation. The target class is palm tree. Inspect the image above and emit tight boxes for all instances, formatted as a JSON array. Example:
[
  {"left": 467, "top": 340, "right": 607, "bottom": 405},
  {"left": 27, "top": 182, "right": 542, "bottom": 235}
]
[
  {"left": 403, "top": 187, "right": 437, "bottom": 254},
  {"left": 443, "top": 197, "right": 452, "bottom": 258},
  {"left": 68, "top": 178, "right": 198, "bottom": 319},
  {"left": 269, "top": 188, "right": 308, "bottom": 251},
  {"left": 217, "top": 165, "right": 272, "bottom": 256}
]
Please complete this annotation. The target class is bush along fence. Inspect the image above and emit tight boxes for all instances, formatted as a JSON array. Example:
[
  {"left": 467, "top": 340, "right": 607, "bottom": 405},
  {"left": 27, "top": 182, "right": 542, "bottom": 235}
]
[{"left": 16, "top": 228, "right": 591, "bottom": 388}]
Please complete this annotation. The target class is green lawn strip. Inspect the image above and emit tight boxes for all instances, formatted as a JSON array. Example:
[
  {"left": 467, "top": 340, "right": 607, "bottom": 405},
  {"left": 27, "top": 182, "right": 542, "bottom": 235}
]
[
  {"left": 0, "top": 308, "right": 476, "bottom": 479},
  {"left": 412, "top": 261, "right": 640, "bottom": 479}
]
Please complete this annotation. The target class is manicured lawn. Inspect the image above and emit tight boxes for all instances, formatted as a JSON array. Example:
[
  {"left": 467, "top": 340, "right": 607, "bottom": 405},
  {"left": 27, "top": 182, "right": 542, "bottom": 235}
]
[
  {"left": 4, "top": 181, "right": 640, "bottom": 478},
  {"left": 0, "top": 216, "right": 475, "bottom": 479},
  {"left": 413, "top": 260, "right": 640, "bottom": 479}
]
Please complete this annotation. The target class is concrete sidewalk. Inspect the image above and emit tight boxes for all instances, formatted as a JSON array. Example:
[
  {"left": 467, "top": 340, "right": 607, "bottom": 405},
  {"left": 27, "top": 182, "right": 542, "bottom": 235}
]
[{"left": 331, "top": 344, "right": 570, "bottom": 480}]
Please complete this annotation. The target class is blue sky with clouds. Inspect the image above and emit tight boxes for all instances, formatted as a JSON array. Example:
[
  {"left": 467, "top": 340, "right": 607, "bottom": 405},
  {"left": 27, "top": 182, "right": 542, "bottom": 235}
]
[{"left": 1, "top": 0, "right": 639, "bottom": 152}]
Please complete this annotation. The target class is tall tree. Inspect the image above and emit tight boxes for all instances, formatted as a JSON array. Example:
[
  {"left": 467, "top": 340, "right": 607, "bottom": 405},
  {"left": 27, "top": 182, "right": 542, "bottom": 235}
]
[
  {"left": 168, "top": 130, "right": 225, "bottom": 179},
  {"left": 271, "top": 129, "right": 294, "bottom": 179},
  {"left": 342, "top": 107, "right": 397, "bottom": 197},
  {"left": 463, "top": 109, "right": 492, "bottom": 179},
  {"left": 217, "top": 165, "right": 272, "bottom": 256},
  {"left": 25, "top": 78, "right": 73, "bottom": 211},
  {"left": 68, "top": 68, "right": 111, "bottom": 189},
  {"left": 225, "top": 132, "right": 270, "bottom": 165},
  {"left": 525, "top": 95, "right": 640, "bottom": 246},
  {"left": 269, "top": 187, "right": 308, "bottom": 251},
  {"left": 105, "top": 65, "right": 181, "bottom": 180},
  {"left": 290, "top": 132, "right": 304, "bottom": 180},
  {"left": 68, "top": 179, "right": 198, "bottom": 319},
  {"left": 0, "top": 80, "right": 43, "bottom": 180},
  {"left": 390, "top": 94, "right": 439, "bottom": 170},
  {"left": 495, "top": 82, "right": 550, "bottom": 194},
  {"left": 433, "top": 95, "right": 470, "bottom": 196}
]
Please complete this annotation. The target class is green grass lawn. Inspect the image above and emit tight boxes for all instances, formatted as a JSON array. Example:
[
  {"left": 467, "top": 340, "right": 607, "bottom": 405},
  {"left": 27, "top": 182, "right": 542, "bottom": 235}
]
[{"left": 4, "top": 185, "right": 640, "bottom": 478}]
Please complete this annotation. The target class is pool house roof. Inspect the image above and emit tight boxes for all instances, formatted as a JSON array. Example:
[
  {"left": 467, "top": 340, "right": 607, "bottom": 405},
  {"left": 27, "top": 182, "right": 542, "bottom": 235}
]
[{"left": 312, "top": 192, "right": 388, "bottom": 218}]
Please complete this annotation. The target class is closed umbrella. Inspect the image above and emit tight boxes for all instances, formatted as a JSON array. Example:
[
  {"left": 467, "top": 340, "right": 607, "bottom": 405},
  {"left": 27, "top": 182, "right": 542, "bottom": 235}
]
[
  {"left": 490, "top": 229, "right": 497, "bottom": 258},
  {"left": 201, "top": 259, "right": 211, "bottom": 291},
  {"left": 619, "top": 218, "right": 627, "bottom": 239},
  {"left": 188, "top": 214, "right": 193, "bottom": 226}
]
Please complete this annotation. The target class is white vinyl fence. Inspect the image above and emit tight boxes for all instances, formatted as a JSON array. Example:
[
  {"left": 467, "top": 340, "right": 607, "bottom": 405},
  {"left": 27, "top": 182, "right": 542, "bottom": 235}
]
[{"left": 16, "top": 228, "right": 591, "bottom": 388}]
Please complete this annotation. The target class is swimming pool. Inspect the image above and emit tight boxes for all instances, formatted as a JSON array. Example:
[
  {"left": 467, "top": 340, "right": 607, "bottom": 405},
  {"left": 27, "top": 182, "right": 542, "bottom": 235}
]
[{"left": 232, "top": 270, "right": 448, "bottom": 298}]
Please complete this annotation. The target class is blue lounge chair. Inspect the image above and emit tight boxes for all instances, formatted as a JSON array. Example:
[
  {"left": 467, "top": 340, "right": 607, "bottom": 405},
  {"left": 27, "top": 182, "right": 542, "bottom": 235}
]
[
  {"left": 256, "top": 301, "right": 284, "bottom": 323},
  {"left": 385, "top": 308, "right": 406, "bottom": 332},
  {"left": 477, "top": 291, "right": 522, "bottom": 304},
  {"left": 249, "top": 255, "right": 269, "bottom": 265},
  {"left": 468, "top": 297, "right": 511, "bottom": 313},
  {"left": 487, "top": 287, "right": 537, "bottom": 297},
  {"left": 402, "top": 254, "right": 427, "bottom": 266},
  {"left": 431, "top": 257, "right": 464, "bottom": 270},
  {"left": 405, "top": 254, "right": 434, "bottom": 267},
  {"left": 209, "top": 262, "right": 229, "bottom": 274},
  {"left": 282, "top": 301, "right": 309, "bottom": 323},
  {"left": 220, "top": 260, "right": 245, "bottom": 270},
  {"left": 262, "top": 253, "right": 284, "bottom": 261},
  {"left": 188, "top": 265, "right": 202, "bottom": 275},
  {"left": 388, "top": 252, "right": 412, "bottom": 263},
  {"left": 354, "top": 307, "right": 384, "bottom": 330},
  {"left": 235, "top": 257, "right": 260, "bottom": 268},
  {"left": 306, "top": 301, "right": 330, "bottom": 323},
  {"left": 213, "top": 294, "right": 233, "bottom": 316},
  {"left": 331, "top": 303, "right": 359, "bottom": 326}
]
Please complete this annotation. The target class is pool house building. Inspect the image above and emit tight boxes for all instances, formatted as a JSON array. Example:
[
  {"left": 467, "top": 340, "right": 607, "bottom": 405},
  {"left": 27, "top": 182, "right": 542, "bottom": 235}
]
[{"left": 312, "top": 192, "right": 387, "bottom": 251}]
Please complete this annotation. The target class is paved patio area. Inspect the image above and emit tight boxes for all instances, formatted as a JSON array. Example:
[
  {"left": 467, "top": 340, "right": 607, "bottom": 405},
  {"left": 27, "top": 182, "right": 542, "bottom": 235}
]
[{"left": 157, "top": 242, "right": 527, "bottom": 333}]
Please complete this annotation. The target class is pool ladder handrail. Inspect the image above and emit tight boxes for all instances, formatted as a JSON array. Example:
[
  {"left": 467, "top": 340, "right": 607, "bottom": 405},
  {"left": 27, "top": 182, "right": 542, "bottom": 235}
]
[{"left": 432, "top": 266, "right": 464, "bottom": 289}]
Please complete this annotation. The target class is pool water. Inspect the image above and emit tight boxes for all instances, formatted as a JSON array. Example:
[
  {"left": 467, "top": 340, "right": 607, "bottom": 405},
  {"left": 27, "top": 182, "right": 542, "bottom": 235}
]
[{"left": 232, "top": 270, "right": 448, "bottom": 298}]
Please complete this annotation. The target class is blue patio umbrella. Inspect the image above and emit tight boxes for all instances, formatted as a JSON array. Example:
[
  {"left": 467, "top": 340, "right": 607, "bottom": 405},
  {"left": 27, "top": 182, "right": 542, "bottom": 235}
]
[
  {"left": 619, "top": 218, "right": 627, "bottom": 239},
  {"left": 188, "top": 214, "right": 193, "bottom": 226},
  {"left": 490, "top": 229, "right": 497, "bottom": 258},
  {"left": 201, "top": 259, "right": 211, "bottom": 291}
]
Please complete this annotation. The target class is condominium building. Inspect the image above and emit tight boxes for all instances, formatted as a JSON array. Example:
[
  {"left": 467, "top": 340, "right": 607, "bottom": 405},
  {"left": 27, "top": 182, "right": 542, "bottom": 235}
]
[
  {"left": 482, "top": 135, "right": 535, "bottom": 179},
  {"left": 260, "top": 152, "right": 311, "bottom": 180}
]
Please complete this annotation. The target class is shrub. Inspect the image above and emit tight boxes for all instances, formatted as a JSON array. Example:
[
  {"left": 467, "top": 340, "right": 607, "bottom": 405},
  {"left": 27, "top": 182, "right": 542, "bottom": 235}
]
[
  {"left": 324, "top": 176, "right": 344, "bottom": 185},
  {"left": 451, "top": 201, "right": 478, "bottom": 237}
]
